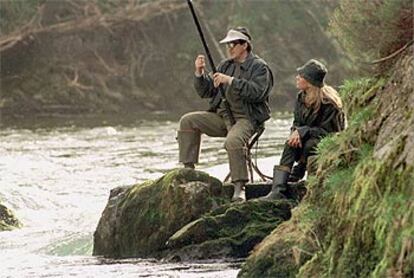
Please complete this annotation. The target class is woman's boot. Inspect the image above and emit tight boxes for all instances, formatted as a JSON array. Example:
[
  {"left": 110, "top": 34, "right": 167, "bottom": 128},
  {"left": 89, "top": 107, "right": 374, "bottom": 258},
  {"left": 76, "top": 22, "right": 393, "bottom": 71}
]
[{"left": 261, "top": 166, "right": 289, "bottom": 200}]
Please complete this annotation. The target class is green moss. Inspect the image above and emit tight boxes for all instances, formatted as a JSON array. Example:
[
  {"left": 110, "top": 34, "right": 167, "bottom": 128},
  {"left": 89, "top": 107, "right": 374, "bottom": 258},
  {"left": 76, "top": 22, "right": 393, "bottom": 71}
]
[
  {"left": 323, "top": 167, "right": 354, "bottom": 196},
  {"left": 239, "top": 216, "right": 315, "bottom": 278},
  {"left": 167, "top": 199, "right": 294, "bottom": 259},
  {"left": 346, "top": 80, "right": 382, "bottom": 126}
]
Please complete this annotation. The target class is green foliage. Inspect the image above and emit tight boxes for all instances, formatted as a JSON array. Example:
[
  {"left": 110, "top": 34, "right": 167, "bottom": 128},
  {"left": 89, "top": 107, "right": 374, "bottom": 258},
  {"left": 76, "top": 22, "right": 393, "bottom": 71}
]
[
  {"left": 323, "top": 166, "right": 354, "bottom": 196},
  {"left": 0, "top": 0, "right": 43, "bottom": 35},
  {"left": 330, "top": 0, "right": 413, "bottom": 64},
  {"left": 349, "top": 106, "right": 373, "bottom": 129},
  {"left": 339, "top": 77, "right": 385, "bottom": 117},
  {"left": 314, "top": 77, "right": 385, "bottom": 177}
]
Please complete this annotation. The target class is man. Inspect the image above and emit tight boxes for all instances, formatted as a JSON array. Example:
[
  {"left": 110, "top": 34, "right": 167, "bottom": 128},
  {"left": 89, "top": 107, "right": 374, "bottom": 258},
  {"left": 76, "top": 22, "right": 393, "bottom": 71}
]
[
  {"left": 262, "top": 59, "right": 345, "bottom": 200},
  {"left": 177, "top": 27, "right": 274, "bottom": 202}
]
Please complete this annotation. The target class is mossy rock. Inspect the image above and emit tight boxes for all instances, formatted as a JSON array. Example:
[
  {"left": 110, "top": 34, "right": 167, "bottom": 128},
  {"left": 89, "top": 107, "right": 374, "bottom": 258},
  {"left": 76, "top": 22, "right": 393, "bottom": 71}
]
[
  {"left": 0, "top": 203, "right": 22, "bottom": 231},
  {"left": 164, "top": 199, "right": 294, "bottom": 261},
  {"left": 93, "top": 169, "right": 227, "bottom": 258}
]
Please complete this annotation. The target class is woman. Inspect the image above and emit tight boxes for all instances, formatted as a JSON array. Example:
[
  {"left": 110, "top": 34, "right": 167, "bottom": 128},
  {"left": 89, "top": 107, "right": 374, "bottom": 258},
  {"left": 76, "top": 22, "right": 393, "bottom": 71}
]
[{"left": 262, "top": 59, "right": 345, "bottom": 200}]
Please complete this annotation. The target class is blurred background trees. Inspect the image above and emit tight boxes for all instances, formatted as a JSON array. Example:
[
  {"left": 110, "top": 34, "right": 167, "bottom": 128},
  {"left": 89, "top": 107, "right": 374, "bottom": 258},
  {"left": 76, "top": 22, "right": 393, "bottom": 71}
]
[{"left": 0, "top": 0, "right": 350, "bottom": 120}]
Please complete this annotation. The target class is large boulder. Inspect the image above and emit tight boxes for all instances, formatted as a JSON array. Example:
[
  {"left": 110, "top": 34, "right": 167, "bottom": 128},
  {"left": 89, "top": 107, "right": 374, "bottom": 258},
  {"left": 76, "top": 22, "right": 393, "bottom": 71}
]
[
  {"left": 93, "top": 168, "right": 307, "bottom": 260},
  {"left": 0, "top": 203, "right": 21, "bottom": 231},
  {"left": 93, "top": 169, "right": 226, "bottom": 258}
]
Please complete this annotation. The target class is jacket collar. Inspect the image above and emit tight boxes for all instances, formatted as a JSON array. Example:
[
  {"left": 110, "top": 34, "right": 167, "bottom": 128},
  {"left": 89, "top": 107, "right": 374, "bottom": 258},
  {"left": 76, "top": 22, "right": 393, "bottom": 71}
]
[{"left": 231, "top": 52, "right": 255, "bottom": 70}]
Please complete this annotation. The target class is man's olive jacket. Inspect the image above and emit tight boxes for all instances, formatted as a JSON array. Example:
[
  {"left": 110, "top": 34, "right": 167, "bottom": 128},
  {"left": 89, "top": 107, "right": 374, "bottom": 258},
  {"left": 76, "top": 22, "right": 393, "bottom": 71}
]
[
  {"left": 194, "top": 52, "right": 274, "bottom": 129},
  {"left": 293, "top": 91, "right": 346, "bottom": 141}
]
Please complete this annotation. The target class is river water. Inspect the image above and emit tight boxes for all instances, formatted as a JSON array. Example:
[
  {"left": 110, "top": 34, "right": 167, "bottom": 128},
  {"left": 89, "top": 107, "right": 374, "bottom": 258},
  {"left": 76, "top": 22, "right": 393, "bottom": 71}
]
[{"left": 0, "top": 115, "right": 291, "bottom": 278}]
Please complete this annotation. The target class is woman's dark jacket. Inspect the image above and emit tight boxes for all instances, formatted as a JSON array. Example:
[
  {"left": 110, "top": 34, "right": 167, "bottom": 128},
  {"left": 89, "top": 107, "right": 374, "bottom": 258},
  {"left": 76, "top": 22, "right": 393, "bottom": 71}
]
[
  {"left": 194, "top": 52, "right": 274, "bottom": 129},
  {"left": 293, "top": 91, "right": 345, "bottom": 142}
]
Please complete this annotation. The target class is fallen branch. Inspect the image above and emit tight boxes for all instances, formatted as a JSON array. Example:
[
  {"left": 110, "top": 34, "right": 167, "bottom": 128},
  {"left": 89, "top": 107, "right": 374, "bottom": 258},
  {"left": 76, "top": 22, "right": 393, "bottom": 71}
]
[{"left": 367, "top": 39, "right": 414, "bottom": 64}]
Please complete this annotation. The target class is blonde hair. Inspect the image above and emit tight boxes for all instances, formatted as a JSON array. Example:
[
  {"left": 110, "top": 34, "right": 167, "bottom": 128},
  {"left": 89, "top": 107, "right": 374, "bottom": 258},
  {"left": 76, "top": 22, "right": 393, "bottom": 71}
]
[{"left": 304, "top": 85, "right": 343, "bottom": 112}]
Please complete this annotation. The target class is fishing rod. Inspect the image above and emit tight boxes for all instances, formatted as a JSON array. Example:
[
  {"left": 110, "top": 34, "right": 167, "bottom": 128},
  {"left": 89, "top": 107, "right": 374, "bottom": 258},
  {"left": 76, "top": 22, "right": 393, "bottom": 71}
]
[{"left": 186, "top": 0, "right": 235, "bottom": 125}]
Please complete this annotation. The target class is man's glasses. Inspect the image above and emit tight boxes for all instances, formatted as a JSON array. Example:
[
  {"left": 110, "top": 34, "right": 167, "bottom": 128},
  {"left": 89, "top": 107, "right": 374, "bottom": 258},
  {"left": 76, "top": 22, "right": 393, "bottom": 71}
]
[{"left": 226, "top": 41, "right": 243, "bottom": 49}]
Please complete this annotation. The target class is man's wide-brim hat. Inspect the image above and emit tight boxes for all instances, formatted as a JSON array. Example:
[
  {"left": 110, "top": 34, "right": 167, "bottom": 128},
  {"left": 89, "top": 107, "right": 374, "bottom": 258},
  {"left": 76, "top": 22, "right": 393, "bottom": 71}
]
[
  {"left": 297, "top": 59, "right": 328, "bottom": 88},
  {"left": 219, "top": 29, "right": 251, "bottom": 44}
]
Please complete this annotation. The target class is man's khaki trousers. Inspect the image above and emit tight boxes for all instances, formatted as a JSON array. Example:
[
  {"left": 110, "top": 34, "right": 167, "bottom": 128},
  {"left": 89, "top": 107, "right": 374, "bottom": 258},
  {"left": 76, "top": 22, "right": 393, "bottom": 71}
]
[{"left": 177, "top": 111, "right": 255, "bottom": 182}]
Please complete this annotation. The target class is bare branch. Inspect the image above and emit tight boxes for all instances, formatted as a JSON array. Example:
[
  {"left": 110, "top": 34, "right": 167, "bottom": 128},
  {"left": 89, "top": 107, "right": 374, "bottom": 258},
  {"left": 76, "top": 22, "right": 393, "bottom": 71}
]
[{"left": 65, "top": 69, "right": 94, "bottom": 91}]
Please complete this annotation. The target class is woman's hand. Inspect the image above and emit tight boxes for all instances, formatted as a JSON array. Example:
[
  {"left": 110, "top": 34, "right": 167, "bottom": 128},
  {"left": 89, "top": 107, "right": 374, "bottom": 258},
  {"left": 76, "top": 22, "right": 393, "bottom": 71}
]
[
  {"left": 213, "top": 72, "right": 232, "bottom": 88},
  {"left": 288, "top": 130, "right": 302, "bottom": 148}
]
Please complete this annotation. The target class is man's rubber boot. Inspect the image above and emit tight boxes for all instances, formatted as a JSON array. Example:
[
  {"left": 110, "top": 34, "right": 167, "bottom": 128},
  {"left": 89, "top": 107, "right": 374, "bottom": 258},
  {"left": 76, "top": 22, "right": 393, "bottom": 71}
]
[
  {"left": 288, "top": 162, "right": 306, "bottom": 182},
  {"left": 184, "top": 163, "right": 195, "bottom": 169},
  {"left": 177, "top": 130, "right": 201, "bottom": 167},
  {"left": 232, "top": 181, "right": 246, "bottom": 202},
  {"left": 260, "top": 166, "right": 289, "bottom": 200}
]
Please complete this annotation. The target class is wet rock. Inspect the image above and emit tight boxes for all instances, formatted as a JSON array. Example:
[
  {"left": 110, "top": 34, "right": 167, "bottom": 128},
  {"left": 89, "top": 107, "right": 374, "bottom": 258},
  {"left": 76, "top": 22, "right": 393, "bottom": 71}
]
[
  {"left": 0, "top": 203, "right": 21, "bottom": 231},
  {"left": 92, "top": 185, "right": 131, "bottom": 257},
  {"left": 93, "top": 169, "right": 227, "bottom": 258}
]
